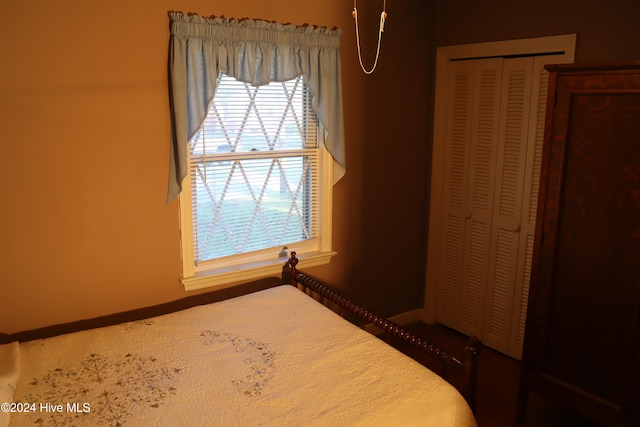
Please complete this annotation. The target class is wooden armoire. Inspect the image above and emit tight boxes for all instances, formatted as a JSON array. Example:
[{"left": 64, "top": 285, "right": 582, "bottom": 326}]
[{"left": 518, "top": 63, "right": 640, "bottom": 426}]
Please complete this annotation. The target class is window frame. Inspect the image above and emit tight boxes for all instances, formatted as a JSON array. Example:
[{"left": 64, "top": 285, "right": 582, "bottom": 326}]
[{"left": 178, "top": 81, "right": 336, "bottom": 291}]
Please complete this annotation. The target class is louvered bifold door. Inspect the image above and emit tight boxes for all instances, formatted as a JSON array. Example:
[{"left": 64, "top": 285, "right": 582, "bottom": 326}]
[
  {"left": 435, "top": 52, "right": 570, "bottom": 357},
  {"left": 482, "top": 57, "right": 534, "bottom": 355},
  {"left": 437, "top": 59, "right": 474, "bottom": 330},
  {"left": 482, "top": 56, "right": 558, "bottom": 358},
  {"left": 437, "top": 58, "right": 503, "bottom": 336},
  {"left": 508, "top": 56, "right": 558, "bottom": 359}
]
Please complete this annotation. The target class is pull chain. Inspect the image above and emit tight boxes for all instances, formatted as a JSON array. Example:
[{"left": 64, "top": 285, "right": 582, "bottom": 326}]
[{"left": 352, "top": 0, "right": 387, "bottom": 75}]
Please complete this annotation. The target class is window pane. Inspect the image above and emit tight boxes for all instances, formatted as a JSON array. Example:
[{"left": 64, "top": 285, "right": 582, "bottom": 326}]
[
  {"left": 190, "top": 75, "right": 319, "bottom": 263},
  {"left": 191, "top": 75, "right": 318, "bottom": 155}
]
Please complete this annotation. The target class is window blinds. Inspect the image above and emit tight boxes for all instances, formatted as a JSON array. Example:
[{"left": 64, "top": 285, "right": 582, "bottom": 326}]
[{"left": 189, "top": 75, "right": 320, "bottom": 263}]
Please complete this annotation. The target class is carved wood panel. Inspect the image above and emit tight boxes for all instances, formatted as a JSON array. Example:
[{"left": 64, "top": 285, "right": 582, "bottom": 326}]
[{"left": 520, "top": 63, "right": 640, "bottom": 427}]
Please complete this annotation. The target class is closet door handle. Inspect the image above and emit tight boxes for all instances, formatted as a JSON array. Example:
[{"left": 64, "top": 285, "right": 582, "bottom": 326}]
[
  {"left": 512, "top": 225, "right": 521, "bottom": 232},
  {"left": 465, "top": 212, "right": 471, "bottom": 219}
]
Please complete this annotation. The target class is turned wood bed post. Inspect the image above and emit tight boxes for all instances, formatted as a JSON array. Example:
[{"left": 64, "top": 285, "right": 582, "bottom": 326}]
[
  {"left": 282, "top": 251, "right": 299, "bottom": 287},
  {"left": 463, "top": 336, "right": 480, "bottom": 414}
]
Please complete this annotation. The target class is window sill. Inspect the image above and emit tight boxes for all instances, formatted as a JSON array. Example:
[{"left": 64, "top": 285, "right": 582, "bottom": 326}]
[{"left": 181, "top": 251, "right": 337, "bottom": 292}]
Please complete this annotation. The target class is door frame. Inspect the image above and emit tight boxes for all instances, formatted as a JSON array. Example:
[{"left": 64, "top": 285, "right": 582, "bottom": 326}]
[{"left": 423, "top": 34, "right": 577, "bottom": 323}]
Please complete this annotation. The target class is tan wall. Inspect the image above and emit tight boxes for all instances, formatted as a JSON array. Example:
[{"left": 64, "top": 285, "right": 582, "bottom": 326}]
[{"left": 0, "top": 0, "right": 359, "bottom": 333}]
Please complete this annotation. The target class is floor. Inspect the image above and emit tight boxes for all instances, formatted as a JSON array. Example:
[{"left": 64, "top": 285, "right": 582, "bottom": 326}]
[{"left": 392, "top": 322, "right": 601, "bottom": 427}]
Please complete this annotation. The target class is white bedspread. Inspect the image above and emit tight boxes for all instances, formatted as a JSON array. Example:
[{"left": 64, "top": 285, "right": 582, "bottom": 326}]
[{"left": 7, "top": 285, "right": 476, "bottom": 427}]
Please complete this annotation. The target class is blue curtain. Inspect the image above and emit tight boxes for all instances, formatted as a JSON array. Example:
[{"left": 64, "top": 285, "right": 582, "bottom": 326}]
[{"left": 167, "top": 12, "right": 345, "bottom": 202}]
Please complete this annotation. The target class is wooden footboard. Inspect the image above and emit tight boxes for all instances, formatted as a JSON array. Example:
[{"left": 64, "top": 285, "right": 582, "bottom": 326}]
[{"left": 282, "top": 252, "right": 480, "bottom": 412}]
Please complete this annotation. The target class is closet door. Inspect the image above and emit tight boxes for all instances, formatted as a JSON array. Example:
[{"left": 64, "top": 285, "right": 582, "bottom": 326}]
[
  {"left": 481, "top": 57, "right": 534, "bottom": 356},
  {"left": 437, "top": 58, "right": 503, "bottom": 337},
  {"left": 508, "top": 56, "right": 553, "bottom": 358},
  {"left": 436, "top": 55, "right": 564, "bottom": 358},
  {"left": 481, "top": 56, "right": 557, "bottom": 358}
]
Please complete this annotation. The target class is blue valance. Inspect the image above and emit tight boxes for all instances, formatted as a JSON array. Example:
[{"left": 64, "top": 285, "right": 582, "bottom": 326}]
[{"left": 167, "top": 12, "right": 345, "bottom": 202}]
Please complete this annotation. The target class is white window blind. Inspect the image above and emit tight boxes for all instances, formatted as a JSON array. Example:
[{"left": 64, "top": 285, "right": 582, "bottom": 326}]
[{"left": 189, "top": 74, "right": 320, "bottom": 264}]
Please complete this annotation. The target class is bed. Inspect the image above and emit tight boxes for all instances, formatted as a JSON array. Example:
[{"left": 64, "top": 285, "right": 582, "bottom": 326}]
[{"left": 1, "top": 253, "right": 479, "bottom": 427}]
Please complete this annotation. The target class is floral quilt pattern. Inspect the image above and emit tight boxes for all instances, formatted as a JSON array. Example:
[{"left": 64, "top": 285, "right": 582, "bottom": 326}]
[
  {"left": 23, "top": 352, "right": 180, "bottom": 427},
  {"left": 199, "top": 330, "right": 276, "bottom": 396}
]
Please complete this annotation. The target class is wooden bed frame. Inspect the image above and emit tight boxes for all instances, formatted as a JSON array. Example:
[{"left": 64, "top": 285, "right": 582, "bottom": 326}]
[
  {"left": 1, "top": 254, "right": 480, "bottom": 412},
  {"left": 282, "top": 252, "right": 480, "bottom": 412}
]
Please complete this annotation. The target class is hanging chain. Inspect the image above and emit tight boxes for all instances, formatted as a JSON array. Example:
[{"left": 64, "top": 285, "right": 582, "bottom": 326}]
[{"left": 352, "top": 0, "right": 387, "bottom": 75}]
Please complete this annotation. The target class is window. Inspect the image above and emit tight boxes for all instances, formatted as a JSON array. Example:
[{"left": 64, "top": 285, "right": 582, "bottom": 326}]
[
  {"left": 179, "top": 75, "right": 335, "bottom": 290},
  {"left": 168, "top": 13, "right": 344, "bottom": 290}
]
